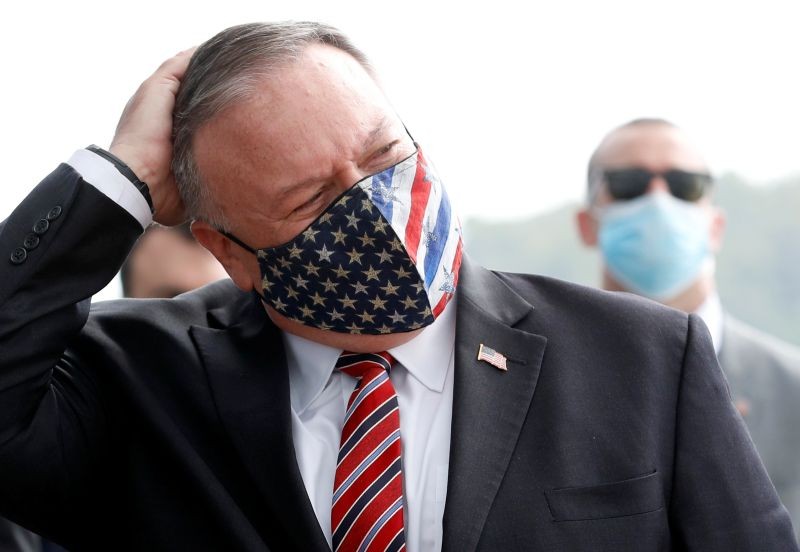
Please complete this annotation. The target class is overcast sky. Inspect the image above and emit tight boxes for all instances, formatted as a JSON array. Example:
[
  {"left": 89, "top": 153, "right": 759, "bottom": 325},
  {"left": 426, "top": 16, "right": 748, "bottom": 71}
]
[{"left": 1, "top": 0, "right": 798, "bottom": 224}]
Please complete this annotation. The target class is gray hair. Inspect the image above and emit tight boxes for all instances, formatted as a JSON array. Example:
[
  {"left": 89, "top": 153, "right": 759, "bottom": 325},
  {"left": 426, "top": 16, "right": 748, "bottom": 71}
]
[
  {"left": 586, "top": 117, "right": 677, "bottom": 203},
  {"left": 172, "top": 21, "right": 373, "bottom": 231}
]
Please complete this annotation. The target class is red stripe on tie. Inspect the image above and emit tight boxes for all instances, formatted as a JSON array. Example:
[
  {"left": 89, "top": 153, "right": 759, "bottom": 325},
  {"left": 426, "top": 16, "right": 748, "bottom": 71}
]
[
  {"left": 332, "top": 442, "right": 399, "bottom": 521},
  {"left": 367, "top": 505, "right": 405, "bottom": 552},
  {"left": 333, "top": 352, "right": 405, "bottom": 552},
  {"left": 339, "top": 379, "right": 395, "bottom": 446},
  {"left": 336, "top": 408, "right": 399, "bottom": 483},
  {"left": 345, "top": 373, "right": 379, "bottom": 411},
  {"left": 403, "top": 154, "right": 433, "bottom": 263},
  {"left": 337, "top": 473, "right": 403, "bottom": 552}
]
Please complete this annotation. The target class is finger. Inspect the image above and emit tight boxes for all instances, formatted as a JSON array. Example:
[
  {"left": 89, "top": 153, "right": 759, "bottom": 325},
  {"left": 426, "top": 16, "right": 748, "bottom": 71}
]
[
  {"left": 156, "top": 47, "right": 197, "bottom": 82},
  {"left": 176, "top": 46, "right": 198, "bottom": 57}
]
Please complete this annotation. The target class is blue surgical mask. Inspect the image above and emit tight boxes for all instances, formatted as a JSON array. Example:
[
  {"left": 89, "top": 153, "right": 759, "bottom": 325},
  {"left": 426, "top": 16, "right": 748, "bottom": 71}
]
[{"left": 596, "top": 193, "right": 712, "bottom": 300}]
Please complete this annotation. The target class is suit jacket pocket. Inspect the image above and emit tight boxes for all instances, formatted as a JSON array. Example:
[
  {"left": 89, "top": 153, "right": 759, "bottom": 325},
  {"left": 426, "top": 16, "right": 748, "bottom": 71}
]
[{"left": 545, "top": 470, "right": 663, "bottom": 522}]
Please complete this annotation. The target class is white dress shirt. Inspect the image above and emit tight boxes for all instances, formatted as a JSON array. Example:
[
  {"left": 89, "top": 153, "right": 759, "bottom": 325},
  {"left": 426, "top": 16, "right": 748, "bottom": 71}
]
[
  {"left": 694, "top": 292, "right": 723, "bottom": 354},
  {"left": 67, "top": 149, "right": 456, "bottom": 551},
  {"left": 68, "top": 149, "right": 153, "bottom": 230},
  {"left": 284, "top": 296, "right": 456, "bottom": 551}
]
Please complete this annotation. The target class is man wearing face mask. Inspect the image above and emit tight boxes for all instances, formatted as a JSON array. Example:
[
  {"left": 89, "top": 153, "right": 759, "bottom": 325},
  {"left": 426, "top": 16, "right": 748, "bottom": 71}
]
[
  {"left": 577, "top": 117, "right": 800, "bottom": 535},
  {"left": 0, "top": 24, "right": 797, "bottom": 551}
]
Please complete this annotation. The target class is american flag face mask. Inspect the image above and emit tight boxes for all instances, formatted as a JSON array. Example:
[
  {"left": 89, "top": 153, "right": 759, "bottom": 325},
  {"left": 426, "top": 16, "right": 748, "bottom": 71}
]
[{"left": 223, "top": 145, "right": 463, "bottom": 335}]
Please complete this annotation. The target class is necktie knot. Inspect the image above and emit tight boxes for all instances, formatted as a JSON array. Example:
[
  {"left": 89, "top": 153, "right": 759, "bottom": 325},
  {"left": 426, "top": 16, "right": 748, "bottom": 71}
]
[{"left": 336, "top": 351, "right": 395, "bottom": 380}]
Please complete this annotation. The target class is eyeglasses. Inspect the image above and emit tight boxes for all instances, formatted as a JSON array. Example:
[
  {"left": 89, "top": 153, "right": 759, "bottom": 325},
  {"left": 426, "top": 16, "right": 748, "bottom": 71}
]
[{"left": 603, "top": 168, "right": 712, "bottom": 202}]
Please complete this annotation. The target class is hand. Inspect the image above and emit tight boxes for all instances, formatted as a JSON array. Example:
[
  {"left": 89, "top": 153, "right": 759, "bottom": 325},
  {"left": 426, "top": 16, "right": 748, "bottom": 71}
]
[{"left": 110, "top": 48, "right": 195, "bottom": 226}]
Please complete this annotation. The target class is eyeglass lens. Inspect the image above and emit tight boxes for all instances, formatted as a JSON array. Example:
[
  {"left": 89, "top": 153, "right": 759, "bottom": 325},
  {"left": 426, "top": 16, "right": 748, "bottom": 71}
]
[{"left": 604, "top": 168, "right": 711, "bottom": 201}]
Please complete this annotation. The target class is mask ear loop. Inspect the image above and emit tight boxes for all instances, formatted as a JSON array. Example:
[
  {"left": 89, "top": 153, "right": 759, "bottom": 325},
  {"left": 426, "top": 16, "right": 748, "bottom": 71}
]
[
  {"left": 219, "top": 229, "right": 258, "bottom": 255},
  {"left": 401, "top": 124, "right": 420, "bottom": 154},
  {"left": 217, "top": 229, "right": 273, "bottom": 303}
]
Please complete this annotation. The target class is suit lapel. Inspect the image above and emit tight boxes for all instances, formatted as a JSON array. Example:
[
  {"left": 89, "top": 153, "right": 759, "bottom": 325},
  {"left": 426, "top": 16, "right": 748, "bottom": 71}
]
[
  {"left": 191, "top": 294, "right": 329, "bottom": 551},
  {"left": 442, "top": 258, "right": 547, "bottom": 552}
]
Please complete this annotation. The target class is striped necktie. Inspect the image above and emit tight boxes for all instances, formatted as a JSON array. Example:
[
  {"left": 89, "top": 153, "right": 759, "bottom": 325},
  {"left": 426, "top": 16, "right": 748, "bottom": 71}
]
[{"left": 332, "top": 351, "right": 406, "bottom": 552}]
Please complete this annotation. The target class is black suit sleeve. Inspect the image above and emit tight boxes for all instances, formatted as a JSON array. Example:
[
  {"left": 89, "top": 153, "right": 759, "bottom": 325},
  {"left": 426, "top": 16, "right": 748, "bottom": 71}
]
[
  {"left": 0, "top": 518, "right": 41, "bottom": 552},
  {"left": 0, "top": 165, "right": 142, "bottom": 536},
  {"left": 669, "top": 314, "right": 798, "bottom": 549}
]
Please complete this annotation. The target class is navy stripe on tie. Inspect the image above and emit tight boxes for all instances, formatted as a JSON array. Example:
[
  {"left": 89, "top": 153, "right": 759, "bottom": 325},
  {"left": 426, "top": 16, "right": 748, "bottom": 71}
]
[
  {"left": 384, "top": 528, "right": 405, "bottom": 552},
  {"left": 333, "top": 429, "right": 401, "bottom": 505},
  {"left": 345, "top": 370, "right": 389, "bottom": 419},
  {"left": 332, "top": 457, "right": 402, "bottom": 546},
  {"left": 357, "top": 495, "right": 404, "bottom": 552},
  {"left": 336, "top": 352, "right": 393, "bottom": 374},
  {"left": 338, "top": 396, "right": 398, "bottom": 464}
]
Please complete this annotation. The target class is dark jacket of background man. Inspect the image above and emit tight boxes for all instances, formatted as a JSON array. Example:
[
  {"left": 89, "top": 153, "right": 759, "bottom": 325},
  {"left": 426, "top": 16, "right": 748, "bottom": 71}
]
[{"left": 577, "top": 118, "right": 800, "bottom": 537}]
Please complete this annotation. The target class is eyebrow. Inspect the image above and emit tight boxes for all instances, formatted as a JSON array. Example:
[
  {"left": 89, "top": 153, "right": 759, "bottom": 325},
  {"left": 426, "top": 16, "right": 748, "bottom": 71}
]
[
  {"left": 362, "top": 115, "right": 390, "bottom": 151},
  {"left": 277, "top": 117, "right": 393, "bottom": 203}
]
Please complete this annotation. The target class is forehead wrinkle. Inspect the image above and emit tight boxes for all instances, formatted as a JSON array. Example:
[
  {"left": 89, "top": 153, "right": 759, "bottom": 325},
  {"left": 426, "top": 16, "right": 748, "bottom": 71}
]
[
  {"left": 275, "top": 115, "right": 394, "bottom": 201},
  {"left": 276, "top": 173, "right": 325, "bottom": 205}
]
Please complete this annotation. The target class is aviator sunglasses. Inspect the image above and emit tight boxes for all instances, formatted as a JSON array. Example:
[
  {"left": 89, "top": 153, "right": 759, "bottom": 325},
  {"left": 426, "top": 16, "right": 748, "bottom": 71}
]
[{"left": 603, "top": 168, "right": 713, "bottom": 202}]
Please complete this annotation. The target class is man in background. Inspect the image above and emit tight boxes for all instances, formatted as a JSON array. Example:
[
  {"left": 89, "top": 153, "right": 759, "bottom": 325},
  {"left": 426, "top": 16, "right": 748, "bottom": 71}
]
[
  {"left": 120, "top": 222, "right": 228, "bottom": 299},
  {"left": 577, "top": 117, "right": 800, "bottom": 533}
]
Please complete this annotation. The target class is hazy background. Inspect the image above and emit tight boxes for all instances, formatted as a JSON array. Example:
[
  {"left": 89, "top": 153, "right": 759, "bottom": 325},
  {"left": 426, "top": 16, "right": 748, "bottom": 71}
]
[
  {"left": 465, "top": 174, "right": 800, "bottom": 345},
  {"left": 1, "top": 0, "right": 798, "bottom": 343}
]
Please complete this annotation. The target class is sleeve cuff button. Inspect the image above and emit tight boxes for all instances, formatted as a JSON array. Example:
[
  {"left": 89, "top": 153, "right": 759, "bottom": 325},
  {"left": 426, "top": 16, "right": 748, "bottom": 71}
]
[
  {"left": 33, "top": 219, "right": 50, "bottom": 235},
  {"left": 23, "top": 234, "right": 40, "bottom": 250},
  {"left": 47, "top": 206, "right": 63, "bottom": 220},
  {"left": 10, "top": 247, "right": 27, "bottom": 264}
]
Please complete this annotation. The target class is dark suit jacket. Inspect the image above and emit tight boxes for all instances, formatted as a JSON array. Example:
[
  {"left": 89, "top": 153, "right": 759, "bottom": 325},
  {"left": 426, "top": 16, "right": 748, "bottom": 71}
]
[
  {"left": 0, "top": 518, "right": 41, "bottom": 552},
  {"left": 719, "top": 316, "right": 800, "bottom": 536},
  {"left": 0, "top": 164, "right": 796, "bottom": 551}
]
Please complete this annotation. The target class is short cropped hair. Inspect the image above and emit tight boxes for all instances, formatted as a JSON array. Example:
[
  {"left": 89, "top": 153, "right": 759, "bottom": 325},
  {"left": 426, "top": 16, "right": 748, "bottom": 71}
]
[
  {"left": 586, "top": 118, "right": 677, "bottom": 202},
  {"left": 172, "top": 21, "right": 372, "bottom": 231}
]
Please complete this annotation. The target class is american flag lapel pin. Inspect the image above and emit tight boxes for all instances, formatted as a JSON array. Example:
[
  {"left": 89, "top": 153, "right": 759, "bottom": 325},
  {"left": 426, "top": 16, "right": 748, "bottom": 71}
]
[{"left": 477, "top": 343, "right": 508, "bottom": 371}]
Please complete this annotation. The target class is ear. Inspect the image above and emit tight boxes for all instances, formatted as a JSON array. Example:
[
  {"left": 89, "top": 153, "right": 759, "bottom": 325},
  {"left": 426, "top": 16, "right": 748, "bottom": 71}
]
[
  {"left": 576, "top": 208, "right": 599, "bottom": 247},
  {"left": 191, "top": 221, "right": 258, "bottom": 292},
  {"left": 708, "top": 206, "right": 726, "bottom": 253}
]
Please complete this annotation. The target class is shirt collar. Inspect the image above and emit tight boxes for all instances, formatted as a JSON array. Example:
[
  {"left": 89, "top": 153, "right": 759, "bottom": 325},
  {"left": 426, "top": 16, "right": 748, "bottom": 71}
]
[
  {"left": 389, "top": 293, "right": 456, "bottom": 394},
  {"left": 281, "top": 331, "right": 343, "bottom": 416},
  {"left": 694, "top": 291, "right": 723, "bottom": 354},
  {"left": 282, "top": 294, "right": 458, "bottom": 415}
]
